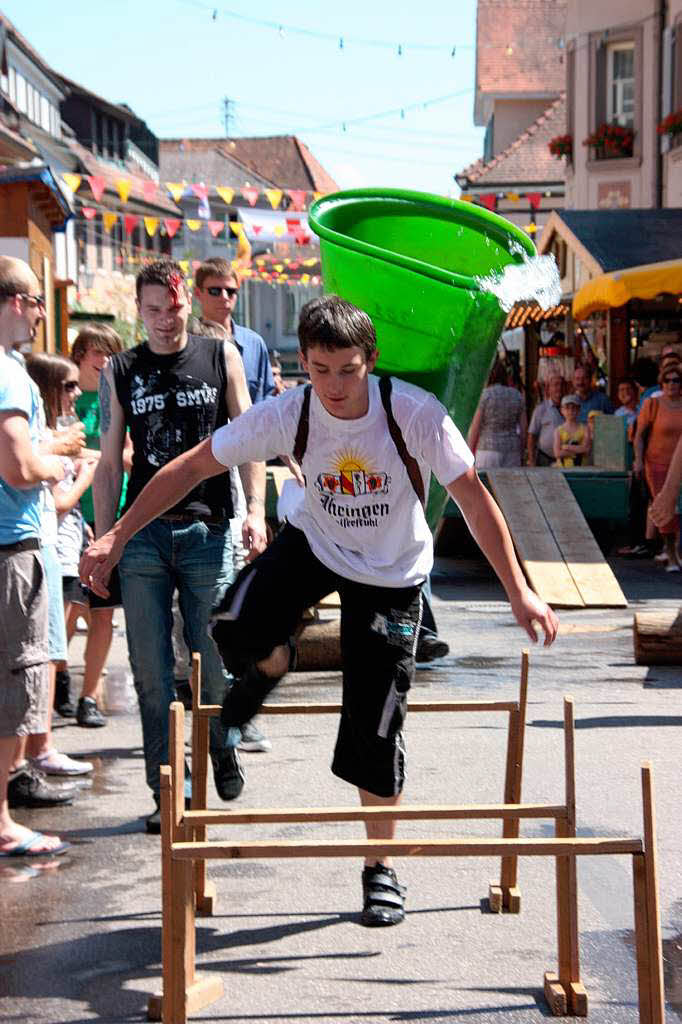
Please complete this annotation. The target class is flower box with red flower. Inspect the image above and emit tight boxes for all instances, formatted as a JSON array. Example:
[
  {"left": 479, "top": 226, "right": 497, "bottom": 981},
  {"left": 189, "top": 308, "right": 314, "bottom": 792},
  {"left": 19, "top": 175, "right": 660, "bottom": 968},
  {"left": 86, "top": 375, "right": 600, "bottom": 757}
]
[
  {"left": 657, "top": 109, "right": 682, "bottom": 148},
  {"left": 548, "top": 134, "right": 573, "bottom": 160},
  {"left": 582, "top": 122, "right": 634, "bottom": 160}
]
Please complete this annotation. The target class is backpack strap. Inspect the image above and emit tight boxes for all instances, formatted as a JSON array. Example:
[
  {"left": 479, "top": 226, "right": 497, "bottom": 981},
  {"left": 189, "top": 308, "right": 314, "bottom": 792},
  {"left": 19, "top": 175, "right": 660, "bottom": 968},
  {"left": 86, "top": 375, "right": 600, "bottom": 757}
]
[
  {"left": 379, "top": 375, "right": 425, "bottom": 506},
  {"left": 293, "top": 383, "right": 312, "bottom": 464}
]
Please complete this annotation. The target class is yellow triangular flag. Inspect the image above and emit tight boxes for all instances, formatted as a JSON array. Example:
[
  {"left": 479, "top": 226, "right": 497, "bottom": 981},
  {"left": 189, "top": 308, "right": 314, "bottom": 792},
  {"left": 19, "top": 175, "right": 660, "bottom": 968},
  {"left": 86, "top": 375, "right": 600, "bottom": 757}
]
[
  {"left": 179, "top": 260, "right": 190, "bottom": 274},
  {"left": 229, "top": 221, "right": 244, "bottom": 236},
  {"left": 102, "top": 212, "right": 118, "bottom": 233},
  {"left": 459, "top": 194, "right": 473, "bottom": 202},
  {"left": 166, "top": 182, "right": 185, "bottom": 204},
  {"left": 144, "top": 216, "right": 159, "bottom": 238},
  {"left": 313, "top": 191, "right": 323, "bottom": 201},
  {"left": 116, "top": 178, "right": 132, "bottom": 203},
  {"left": 506, "top": 191, "right": 520, "bottom": 202},
  {"left": 273, "top": 223, "right": 285, "bottom": 237},
  {"left": 301, "top": 274, "right": 310, "bottom": 284},
  {"left": 304, "top": 257, "right": 317, "bottom": 267},
  {"left": 265, "top": 189, "right": 283, "bottom": 210},
  {"left": 215, "top": 186, "right": 235, "bottom": 205},
  {"left": 62, "top": 173, "right": 82, "bottom": 193},
  {"left": 186, "top": 219, "right": 202, "bottom": 231}
]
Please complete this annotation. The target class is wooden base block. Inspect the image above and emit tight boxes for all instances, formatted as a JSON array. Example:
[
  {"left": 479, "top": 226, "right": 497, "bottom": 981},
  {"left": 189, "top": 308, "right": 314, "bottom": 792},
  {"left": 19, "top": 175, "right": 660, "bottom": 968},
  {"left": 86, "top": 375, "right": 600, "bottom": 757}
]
[
  {"left": 569, "top": 980, "right": 588, "bottom": 1016},
  {"left": 488, "top": 883, "right": 504, "bottom": 913},
  {"left": 147, "top": 993, "right": 162, "bottom": 1021},
  {"left": 503, "top": 885, "right": 521, "bottom": 913},
  {"left": 196, "top": 880, "right": 216, "bottom": 916},
  {"left": 147, "top": 975, "right": 224, "bottom": 1021},
  {"left": 295, "top": 618, "right": 341, "bottom": 671},
  {"left": 543, "top": 972, "right": 568, "bottom": 1015}
]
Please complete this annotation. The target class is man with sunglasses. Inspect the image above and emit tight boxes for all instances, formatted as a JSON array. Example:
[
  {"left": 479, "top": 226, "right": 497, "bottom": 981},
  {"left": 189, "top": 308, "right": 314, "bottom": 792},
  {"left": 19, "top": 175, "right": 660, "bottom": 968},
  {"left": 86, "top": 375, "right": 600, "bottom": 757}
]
[
  {"left": 194, "top": 258, "right": 276, "bottom": 754},
  {"left": 0, "top": 256, "right": 73, "bottom": 858}
]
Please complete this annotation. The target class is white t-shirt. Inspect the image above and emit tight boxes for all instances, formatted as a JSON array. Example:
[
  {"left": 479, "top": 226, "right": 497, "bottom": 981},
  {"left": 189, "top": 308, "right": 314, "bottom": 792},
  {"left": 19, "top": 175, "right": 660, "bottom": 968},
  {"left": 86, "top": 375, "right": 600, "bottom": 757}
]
[{"left": 211, "top": 375, "right": 474, "bottom": 587}]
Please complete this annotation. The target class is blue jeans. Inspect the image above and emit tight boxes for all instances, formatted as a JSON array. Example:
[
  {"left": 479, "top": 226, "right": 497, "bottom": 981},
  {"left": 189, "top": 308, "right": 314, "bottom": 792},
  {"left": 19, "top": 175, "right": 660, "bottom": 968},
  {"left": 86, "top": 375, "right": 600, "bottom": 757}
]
[{"left": 119, "top": 519, "right": 233, "bottom": 798}]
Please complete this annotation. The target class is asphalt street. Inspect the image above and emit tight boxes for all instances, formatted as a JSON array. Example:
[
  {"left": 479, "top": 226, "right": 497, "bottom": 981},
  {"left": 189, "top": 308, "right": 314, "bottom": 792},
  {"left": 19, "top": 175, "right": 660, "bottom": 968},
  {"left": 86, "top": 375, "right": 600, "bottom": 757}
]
[{"left": 1, "top": 555, "right": 681, "bottom": 1024}]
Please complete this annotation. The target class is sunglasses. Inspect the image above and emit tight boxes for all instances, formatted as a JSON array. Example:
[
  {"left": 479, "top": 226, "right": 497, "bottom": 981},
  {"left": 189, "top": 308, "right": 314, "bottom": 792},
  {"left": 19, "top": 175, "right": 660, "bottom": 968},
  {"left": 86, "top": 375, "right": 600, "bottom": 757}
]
[
  {"left": 62, "top": 380, "right": 80, "bottom": 392},
  {"left": 0, "top": 290, "right": 46, "bottom": 308},
  {"left": 205, "top": 286, "right": 238, "bottom": 299},
  {"left": 663, "top": 376, "right": 681, "bottom": 384}
]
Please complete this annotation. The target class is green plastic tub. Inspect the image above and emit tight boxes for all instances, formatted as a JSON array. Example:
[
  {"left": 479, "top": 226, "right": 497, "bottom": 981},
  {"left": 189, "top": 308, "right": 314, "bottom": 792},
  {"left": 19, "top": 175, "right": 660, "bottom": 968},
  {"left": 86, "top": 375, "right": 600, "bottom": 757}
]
[{"left": 308, "top": 188, "right": 536, "bottom": 529}]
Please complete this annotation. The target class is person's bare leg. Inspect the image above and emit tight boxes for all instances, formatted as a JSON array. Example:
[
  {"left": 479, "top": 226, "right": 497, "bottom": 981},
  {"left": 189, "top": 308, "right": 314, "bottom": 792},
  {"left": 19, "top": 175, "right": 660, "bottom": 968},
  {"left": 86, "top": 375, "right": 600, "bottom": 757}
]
[
  {"left": 11, "top": 735, "right": 27, "bottom": 773},
  {"left": 664, "top": 531, "right": 680, "bottom": 566},
  {"left": 359, "top": 787, "right": 401, "bottom": 868},
  {"left": 0, "top": 735, "right": 65, "bottom": 854},
  {"left": 66, "top": 602, "right": 84, "bottom": 644},
  {"left": 82, "top": 608, "right": 113, "bottom": 701}
]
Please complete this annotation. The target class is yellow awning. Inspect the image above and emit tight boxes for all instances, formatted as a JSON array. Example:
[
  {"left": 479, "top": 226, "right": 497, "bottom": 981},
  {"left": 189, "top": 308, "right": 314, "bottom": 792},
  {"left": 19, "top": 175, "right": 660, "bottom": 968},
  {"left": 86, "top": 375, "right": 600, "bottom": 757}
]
[{"left": 572, "top": 258, "right": 682, "bottom": 320}]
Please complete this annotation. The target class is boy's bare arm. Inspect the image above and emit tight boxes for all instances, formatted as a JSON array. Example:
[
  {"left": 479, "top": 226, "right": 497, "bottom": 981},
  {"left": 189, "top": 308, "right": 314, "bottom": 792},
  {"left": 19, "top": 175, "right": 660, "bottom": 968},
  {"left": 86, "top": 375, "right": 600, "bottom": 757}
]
[
  {"left": 93, "top": 364, "right": 125, "bottom": 537},
  {"left": 446, "top": 468, "right": 558, "bottom": 645}
]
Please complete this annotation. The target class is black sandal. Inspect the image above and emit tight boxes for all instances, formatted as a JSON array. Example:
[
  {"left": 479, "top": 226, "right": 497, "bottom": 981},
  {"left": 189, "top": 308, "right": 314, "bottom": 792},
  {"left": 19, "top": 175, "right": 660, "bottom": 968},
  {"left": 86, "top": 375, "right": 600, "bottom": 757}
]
[{"left": 361, "top": 862, "right": 406, "bottom": 927}]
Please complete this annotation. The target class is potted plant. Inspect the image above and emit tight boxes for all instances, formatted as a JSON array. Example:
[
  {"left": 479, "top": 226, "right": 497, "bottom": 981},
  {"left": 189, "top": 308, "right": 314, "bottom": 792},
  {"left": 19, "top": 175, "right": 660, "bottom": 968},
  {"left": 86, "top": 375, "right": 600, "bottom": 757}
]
[
  {"left": 548, "top": 134, "right": 573, "bottom": 160},
  {"left": 582, "top": 122, "right": 634, "bottom": 159},
  {"left": 657, "top": 109, "right": 682, "bottom": 145}
]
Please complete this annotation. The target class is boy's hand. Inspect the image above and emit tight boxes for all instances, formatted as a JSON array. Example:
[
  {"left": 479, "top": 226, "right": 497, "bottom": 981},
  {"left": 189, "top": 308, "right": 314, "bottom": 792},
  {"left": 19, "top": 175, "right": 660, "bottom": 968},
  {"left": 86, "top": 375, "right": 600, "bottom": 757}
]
[
  {"left": 510, "top": 588, "right": 559, "bottom": 646},
  {"left": 242, "top": 512, "right": 268, "bottom": 563},
  {"left": 79, "top": 530, "right": 123, "bottom": 597}
]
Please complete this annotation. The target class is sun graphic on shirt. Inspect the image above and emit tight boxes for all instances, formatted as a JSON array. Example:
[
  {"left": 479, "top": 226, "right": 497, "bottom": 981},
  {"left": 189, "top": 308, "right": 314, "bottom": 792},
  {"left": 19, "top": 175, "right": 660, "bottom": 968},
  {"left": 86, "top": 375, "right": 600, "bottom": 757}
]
[{"left": 333, "top": 448, "right": 371, "bottom": 476}]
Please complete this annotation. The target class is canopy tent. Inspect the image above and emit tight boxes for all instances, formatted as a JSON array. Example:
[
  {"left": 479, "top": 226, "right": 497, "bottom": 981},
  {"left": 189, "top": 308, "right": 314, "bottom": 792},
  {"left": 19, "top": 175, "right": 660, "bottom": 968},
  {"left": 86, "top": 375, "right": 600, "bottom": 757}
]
[{"left": 572, "top": 258, "right": 682, "bottom": 321}]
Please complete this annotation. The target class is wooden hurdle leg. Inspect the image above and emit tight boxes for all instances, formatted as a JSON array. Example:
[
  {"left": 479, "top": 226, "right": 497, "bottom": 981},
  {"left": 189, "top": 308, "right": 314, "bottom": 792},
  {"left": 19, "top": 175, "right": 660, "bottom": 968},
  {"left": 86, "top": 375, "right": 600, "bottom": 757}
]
[
  {"left": 545, "top": 697, "right": 587, "bottom": 1016},
  {"left": 190, "top": 653, "right": 216, "bottom": 916},
  {"left": 489, "top": 651, "right": 528, "bottom": 914},
  {"left": 148, "top": 704, "right": 223, "bottom": 1022},
  {"left": 632, "top": 764, "right": 665, "bottom": 1024}
]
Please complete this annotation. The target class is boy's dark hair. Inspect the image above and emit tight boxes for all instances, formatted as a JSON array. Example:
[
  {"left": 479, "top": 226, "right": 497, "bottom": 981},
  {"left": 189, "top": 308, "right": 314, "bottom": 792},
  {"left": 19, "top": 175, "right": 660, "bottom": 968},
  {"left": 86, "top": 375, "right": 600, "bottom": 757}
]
[
  {"left": 195, "top": 258, "right": 239, "bottom": 290},
  {"left": 631, "top": 356, "right": 658, "bottom": 389},
  {"left": 136, "top": 259, "right": 186, "bottom": 301},
  {"left": 487, "top": 359, "right": 508, "bottom": 387},
  {"left": 617, "top": 377, "right": 636, "bottom": 390},
  {"left": 298, "top": 295, "right": 376, "bottom": 359},
  {"left": 70, "top": 322, "right": 123, "bottom": 365}
]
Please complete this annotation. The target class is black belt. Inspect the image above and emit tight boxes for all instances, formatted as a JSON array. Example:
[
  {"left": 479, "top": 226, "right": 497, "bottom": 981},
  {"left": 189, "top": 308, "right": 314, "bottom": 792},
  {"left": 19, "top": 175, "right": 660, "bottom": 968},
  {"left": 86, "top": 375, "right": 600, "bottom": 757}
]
[
  {"left": 0, "top": 537, "right": 41, "bottom": 553},
  {"left": 159, "top": 514, "right": 224, "bottom": 525}
]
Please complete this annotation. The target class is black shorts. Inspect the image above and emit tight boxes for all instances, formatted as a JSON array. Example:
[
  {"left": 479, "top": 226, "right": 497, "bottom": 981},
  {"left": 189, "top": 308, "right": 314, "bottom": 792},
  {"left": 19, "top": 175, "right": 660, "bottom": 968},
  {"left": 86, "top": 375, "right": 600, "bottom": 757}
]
[
  {"left": 63, "top": 575, "right": 89, "bottom": 606},
  {"left": 214, "top": 524, "right": 422, "bottom": 797}
]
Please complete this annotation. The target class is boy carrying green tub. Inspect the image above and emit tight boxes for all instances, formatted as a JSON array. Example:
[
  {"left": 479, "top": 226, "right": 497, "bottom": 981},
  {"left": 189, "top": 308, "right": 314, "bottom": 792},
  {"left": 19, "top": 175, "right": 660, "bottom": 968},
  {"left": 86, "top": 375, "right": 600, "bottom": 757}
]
[{"left": 80, "top": 293, "right": 558, "bottom": 927}]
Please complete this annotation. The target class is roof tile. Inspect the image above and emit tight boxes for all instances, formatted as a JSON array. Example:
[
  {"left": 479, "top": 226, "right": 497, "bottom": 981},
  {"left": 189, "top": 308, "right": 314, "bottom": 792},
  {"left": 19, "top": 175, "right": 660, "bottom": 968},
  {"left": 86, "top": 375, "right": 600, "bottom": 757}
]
[
  {"left": 460, "top": 95, "right": 566, "bottom": 185},
  {"left": 476, "top": 0, "right": 566, "bottom": 95}
]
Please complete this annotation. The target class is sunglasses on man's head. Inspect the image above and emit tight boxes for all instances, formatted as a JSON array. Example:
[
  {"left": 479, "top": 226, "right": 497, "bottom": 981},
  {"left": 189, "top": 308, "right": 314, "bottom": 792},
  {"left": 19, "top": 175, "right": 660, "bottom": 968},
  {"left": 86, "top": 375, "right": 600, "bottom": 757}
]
[{"left": 206, "top": 286, "right": 238, "bottom": 299}]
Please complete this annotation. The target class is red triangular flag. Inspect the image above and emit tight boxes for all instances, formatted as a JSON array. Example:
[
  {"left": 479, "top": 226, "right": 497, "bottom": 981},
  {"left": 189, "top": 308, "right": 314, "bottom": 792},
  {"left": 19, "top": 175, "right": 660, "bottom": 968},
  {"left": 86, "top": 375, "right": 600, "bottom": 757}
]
[
  {"left": 85, "top": 176, "right": 106, "bottom": 202},
  {"left": 286, "top": 217, "right": 301, "bottom": 235},
  {"left": 252, "top": 224, "right": 262, "bottom": 235},
  {"left": 82, "top": 207, "right": 97, "bottom": 220},
  {"left": 163, "top": 218, "right": 181, "bottom": 238},
  {"left": 191, "top": 183, "right": 209, "bottom": 201},
  {"left": 287, "top": 189, "right": 306, "bottom": 211},
  {"left": 479, "top": 193, "right": 497, "bottom": 211},
  {"left": 527, "top": 192, "right": 542, "bottom": 210},
  {"left": 208, "top": 220, "right": 224, "bottom": 237},
  {"left": 142, "top": 181, "right": 157, "bottom": 202},
  {"left": 241, "top": 187, "right": 259, "bottom": 207},
  {"left": 124, "top": 214, "right": 139, "bottom": 235}
]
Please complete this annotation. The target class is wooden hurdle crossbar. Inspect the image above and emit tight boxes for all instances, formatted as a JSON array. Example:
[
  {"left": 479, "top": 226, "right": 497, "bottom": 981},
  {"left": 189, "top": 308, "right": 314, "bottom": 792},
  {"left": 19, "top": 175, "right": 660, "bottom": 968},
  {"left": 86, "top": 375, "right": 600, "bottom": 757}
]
[
  {"left": 188, "top": 650, "right": 531, "bottom": 918},
  {"left": 147, "top": 656, "right": 663, "bottom": 1024}
]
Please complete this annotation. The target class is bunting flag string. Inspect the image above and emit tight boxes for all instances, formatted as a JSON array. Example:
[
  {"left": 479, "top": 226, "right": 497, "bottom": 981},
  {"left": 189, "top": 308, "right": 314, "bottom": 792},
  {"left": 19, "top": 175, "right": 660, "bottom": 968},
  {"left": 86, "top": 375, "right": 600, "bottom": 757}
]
[
  {"left": 102, "top": 211, "right": 118, "bottom": 232},
  {"left": 164, "top": 218, "right": 182, "bottom": 238},
  {"left": 143, "top": 216, "right": 159, "bottom": 238},
  {"left": 61, "top": 173, "right": 330, "bottom": 212},
  {"left": 124, "top": 214, "right": 139, "bottom": 235},
  {"left": 82, "top": 207, "right": 97, "bottom": 220}
]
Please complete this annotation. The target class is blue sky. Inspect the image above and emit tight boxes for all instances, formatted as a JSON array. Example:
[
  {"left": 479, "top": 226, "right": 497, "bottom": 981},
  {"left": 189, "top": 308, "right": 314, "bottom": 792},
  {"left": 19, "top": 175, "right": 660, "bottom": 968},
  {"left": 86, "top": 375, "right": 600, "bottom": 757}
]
[{"left": 5, "top": 0, "right": 484, "bottom": 195}]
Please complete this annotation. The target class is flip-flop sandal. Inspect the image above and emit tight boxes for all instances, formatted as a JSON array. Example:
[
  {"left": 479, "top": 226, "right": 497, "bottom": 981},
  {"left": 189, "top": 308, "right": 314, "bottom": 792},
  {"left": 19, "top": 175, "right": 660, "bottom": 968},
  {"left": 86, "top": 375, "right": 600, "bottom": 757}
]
[
  {"left": 0, "top": 831, "right": 71, "bottom": 858},
  {"left": 361, "top": 862, "right": 406, "bottom": 927}
]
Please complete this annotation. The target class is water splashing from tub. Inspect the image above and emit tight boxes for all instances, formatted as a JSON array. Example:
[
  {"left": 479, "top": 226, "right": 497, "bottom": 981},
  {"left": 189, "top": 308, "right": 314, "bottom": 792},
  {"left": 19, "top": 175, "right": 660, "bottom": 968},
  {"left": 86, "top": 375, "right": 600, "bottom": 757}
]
[{"left": 474, "top": 252, "right": 561, "bottom": 313}]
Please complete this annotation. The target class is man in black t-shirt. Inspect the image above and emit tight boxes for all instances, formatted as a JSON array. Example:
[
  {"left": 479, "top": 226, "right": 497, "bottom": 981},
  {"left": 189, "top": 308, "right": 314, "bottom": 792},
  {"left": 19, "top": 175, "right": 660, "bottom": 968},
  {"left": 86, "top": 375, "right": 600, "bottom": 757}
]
[{"left": 90, "top": 260, "right": 266, "bottom": 832}]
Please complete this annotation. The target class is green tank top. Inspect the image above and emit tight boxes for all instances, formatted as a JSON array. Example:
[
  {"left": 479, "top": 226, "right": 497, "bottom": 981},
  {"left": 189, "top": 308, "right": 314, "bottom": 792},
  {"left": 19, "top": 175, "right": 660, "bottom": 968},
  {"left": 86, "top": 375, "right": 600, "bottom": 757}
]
[{"left": 75, "top": 391, "right": 128, "bottom": 525}]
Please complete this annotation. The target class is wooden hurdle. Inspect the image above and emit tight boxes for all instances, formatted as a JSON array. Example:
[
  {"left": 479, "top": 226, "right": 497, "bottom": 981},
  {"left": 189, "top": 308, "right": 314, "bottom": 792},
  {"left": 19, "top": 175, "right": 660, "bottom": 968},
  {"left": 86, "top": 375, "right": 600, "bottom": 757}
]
[
  {"left": 147, "top": 693, "right": 664, "bottom": 1023},
  {"left": 187, "top": 650, "right": 530, "bottom": 917}
]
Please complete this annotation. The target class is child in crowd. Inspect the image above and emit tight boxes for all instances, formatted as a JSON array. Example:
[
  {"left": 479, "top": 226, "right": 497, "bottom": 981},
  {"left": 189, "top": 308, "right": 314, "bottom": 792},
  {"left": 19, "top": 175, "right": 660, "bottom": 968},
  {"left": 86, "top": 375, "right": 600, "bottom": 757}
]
[
  {"left": 615, "top": 378, "right": 639, "bottom": 433},
  {"left": 554, "top": 394, "right": 591, "bottom": 467},
  {"left": 60, "top": 324, "right": 129, "bottom": 727},
  {"left": 24, "top": 353, "right": 95, "bottom": 776}
]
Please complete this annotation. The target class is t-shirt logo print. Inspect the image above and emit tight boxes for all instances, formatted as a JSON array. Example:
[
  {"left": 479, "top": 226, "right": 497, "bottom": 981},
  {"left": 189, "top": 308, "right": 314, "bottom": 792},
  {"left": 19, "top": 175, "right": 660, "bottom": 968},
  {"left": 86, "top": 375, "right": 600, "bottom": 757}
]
[{"left": 315, "top": 448, "right": 390, "bottom": 497}]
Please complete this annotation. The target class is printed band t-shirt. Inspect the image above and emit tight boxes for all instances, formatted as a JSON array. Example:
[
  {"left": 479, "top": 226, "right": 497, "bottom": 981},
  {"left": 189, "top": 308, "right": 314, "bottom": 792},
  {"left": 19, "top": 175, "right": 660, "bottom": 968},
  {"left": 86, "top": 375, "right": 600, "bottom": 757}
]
[{"left": 211, "top": 375, "right": 474, "bottom": 587}]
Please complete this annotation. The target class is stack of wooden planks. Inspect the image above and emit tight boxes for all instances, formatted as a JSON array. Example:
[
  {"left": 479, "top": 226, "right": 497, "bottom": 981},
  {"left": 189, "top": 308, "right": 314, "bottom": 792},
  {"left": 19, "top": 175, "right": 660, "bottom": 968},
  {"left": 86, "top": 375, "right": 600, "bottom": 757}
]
[{"left": 486, "top": 469, "right": 627, "bottom": 608}]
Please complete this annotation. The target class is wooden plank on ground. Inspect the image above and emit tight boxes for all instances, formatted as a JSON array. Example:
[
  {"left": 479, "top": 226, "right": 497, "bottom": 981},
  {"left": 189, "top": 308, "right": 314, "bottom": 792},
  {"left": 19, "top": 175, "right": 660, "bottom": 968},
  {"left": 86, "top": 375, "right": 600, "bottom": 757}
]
[
  {"left": 487, "top": 470, "right": 585, "bottom": 607},
  {"left": 527, "top": 471, "right": 627, "bottom": 607}
]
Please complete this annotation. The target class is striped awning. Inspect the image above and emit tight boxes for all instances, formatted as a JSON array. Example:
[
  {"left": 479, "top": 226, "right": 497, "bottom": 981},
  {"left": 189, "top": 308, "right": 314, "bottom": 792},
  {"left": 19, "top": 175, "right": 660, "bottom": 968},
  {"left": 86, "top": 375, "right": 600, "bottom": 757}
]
[{"left": 504, "top": 302, "right": 570, "bottom": 329}]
